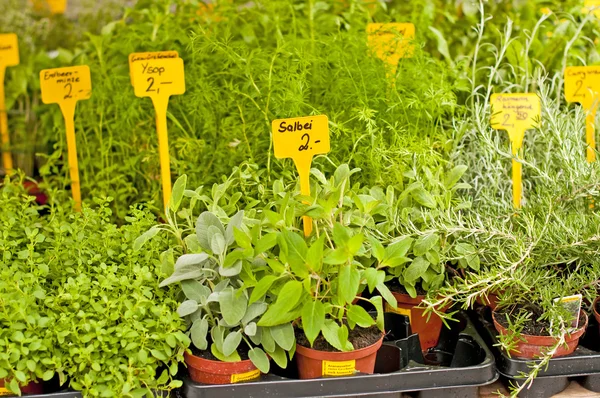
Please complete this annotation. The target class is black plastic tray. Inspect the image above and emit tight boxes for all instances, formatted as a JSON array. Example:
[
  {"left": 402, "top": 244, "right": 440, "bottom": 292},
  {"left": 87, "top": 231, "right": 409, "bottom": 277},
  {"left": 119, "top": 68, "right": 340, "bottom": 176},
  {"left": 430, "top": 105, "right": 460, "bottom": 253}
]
[
  {"left": 182, "top": 312, "right": 498, "bottom": 398},
  {"left": 474, "top": 306, "right": 600, "bottom": 397}
]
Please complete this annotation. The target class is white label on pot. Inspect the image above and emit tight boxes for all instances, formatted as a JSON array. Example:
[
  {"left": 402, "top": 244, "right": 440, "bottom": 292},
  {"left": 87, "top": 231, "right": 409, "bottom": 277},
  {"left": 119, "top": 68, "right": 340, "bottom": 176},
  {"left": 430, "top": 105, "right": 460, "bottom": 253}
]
[
  {"left": 554, "top": 294, "right": 582, "bottom": 329},
  {"left": 230, "top": 368, "right": 260, "bottom": 383},
  {"left": 322, "top": 360, "right": 356, "bottom": 376}
]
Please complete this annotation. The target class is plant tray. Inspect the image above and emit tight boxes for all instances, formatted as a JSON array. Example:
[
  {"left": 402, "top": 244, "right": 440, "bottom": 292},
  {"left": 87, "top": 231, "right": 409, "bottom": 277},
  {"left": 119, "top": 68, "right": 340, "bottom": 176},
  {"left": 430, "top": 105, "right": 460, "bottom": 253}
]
[
  {"left": 181, "top": 312, "right": 497, "bottom": 398},
  {"left": 474, "top": 307, "right": 600, "bottom": 398}
]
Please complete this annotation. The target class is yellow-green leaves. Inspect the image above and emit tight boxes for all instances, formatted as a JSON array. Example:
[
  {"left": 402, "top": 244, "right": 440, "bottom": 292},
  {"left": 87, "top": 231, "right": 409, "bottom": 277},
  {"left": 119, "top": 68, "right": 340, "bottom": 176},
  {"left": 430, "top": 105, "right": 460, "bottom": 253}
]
[
  {"left": 257, "top": 280, "right": 303, "bottom": 327},
  {"left": 301, "top": 300, "right": 326, "bottom": 346}
]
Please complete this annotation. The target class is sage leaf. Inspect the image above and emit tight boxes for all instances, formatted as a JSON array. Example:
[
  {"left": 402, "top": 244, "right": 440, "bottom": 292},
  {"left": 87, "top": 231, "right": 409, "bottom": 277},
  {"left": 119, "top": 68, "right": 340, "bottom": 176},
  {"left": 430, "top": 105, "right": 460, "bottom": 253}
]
[
  {"left": 191, "top": 318, "right": 209, "bottom": 350},
  {"left": 196, "top": 212, "right": 225, "bottom": 251},
  {"left": 219, "top": 287, "right": 247, "bottom": 325},
  {"left": 169, "top": 174, "right": 187, "bottom": 212},
  {"left": 269, "top": 323, "right": 295, "bottom": 351},
  {"left": 222, "top": 330, "right": 242, "bottom": 357},
  {"left": 248, "top": 347, "right": 270, "bottom": 373},
  {"left": 176, "top": 300, "right": 198, "bottom": 317}
]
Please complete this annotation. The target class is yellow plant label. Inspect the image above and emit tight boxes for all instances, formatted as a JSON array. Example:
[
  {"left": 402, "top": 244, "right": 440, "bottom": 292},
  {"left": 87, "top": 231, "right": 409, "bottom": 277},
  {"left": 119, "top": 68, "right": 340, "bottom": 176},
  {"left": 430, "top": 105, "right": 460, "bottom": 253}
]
[
  {"left": 490, "top": 93, "right": 541, "bottom": 209},
  {"left": 565, "top": 66, "right": 600, "bottom": 162},
  {"left": 0, "top": 387, "right": 9, "bottom": 396},
  {"left": 40, "top": 65, "right": 92, "bottom": 212},
  {"left": 230, "top": 369, "right": 260, "bottom": 383},
  {"left": 322, "top": 360, "right": 356, "bottom": 377},
  {"left": 40, "top": 65, "right": 92, "bottom": 105},
  {"left": 272, "top": 115, "right": 330, "bottom": 237},
  {"left": 384, "top": 303, "right": 412, "bottom": 322},
  {"left": 128, "top": 51, "right": 179, "bottom": 86},
  {"left": 0, "top": 34, "right": 19, "bottom": 67},
  {"left": 367, "top": 23, "right": 415, "bottom": 77},
  {"left": 584, "top": 0, "right": 600, "bottom": 18},
  {"left": 130, "top": 55, "right": 186, "bottom": 213},
  {"left": 32, "top": 0, "right": 67, "bottom": 14},
  {"left": 0, "top": 33, "right": 20, "bottom": 173},
  {"left": 131, "top": 57, "right": 186, "bottom": 100}
]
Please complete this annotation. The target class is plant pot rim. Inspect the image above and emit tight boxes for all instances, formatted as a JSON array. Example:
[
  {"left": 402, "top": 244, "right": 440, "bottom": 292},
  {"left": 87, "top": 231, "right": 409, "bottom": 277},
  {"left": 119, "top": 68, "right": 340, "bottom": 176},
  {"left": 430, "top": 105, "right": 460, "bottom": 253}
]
[
  {"left": 184, "top": 351, "right": 256, "bottom": 373},
  {"left": 492, "top": 311, "right": 588, "bottom": 343},
  {"left": 295, "top": 333, "right": 384, "bottom": 360},
  {"left": 593, "top": 297, "right": 600, "bottom": 319}
]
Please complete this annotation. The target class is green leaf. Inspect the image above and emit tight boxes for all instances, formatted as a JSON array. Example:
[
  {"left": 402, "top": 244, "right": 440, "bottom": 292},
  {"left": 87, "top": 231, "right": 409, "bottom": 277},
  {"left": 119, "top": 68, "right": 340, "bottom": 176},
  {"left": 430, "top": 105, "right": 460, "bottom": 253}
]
[
  {"left": 211, "top": 344, "right": 241, "bottom": 362},
  {"left": 234, "top": 228, "right": 252, "bottom": 249},
  {"left": 411, "top": 184, "right": 437, "bottom": 208},
  {"left": 159, "top": 253, "right": 208, "bottom": 287},
  {"left": 268, "top": 345, "right": 288, "bottom": 369},
  {"left": 196, "top": 212, "right": 225, "bottom": 251},
  {"left": 270, "top": 323, "right": 295, "bottom": 351},
  {"left": 182, "top": 280, "right": 211, "bottom": 303},
  {"left": 428, "top": 26, "right": 452, "bottom": 63},
  {"left": 210, "top": 228, "right": 226, "bottom": 255},
  {"left": 245, "top": 322, "right": 257, "bottom": 336},
  {"left": 332, "top": 223, "right": 350, "bottom": 246},
  {"left": 301, "top": 300, "right": 325, "bottom": 347},
  {"left": 242, "top": 302, "right": 268, "bottom": 324},
  {"left": 321, "top": 320, "right": 344, "bottom": 351},
  {"left": 369, "top": 296, "right": 385, "bottom": 331},
  {"left": 151, "top": 349, "right": 168, "bottom": 361},
  {"left": 249, "top": 276, "right": 277, "bottom": 305},
  {"left": 133, "top": 226, "right": 160, "bottom": 252},
  {"left": 257, "top": 280, "right": 303, "bottom": 327},
  {"left": 255, "top": 233, "right": 279, "bottom": 254},
  {"left": 170, "top": 174, "right": 187, "bottom": 212},
  {"left": 364, "top": 268, "right": 385, "bottom": 292},
  {"left": 369, "top": 236, "right": 385, "bottom": 262},
  {"left": 222, "top": 331, "right": 242, "bottom": 357},
  {"left": 177, "top": 300, "right": 199, "bottom": 317},
  {"left": 338, "top": 264, "right": 360, "bottom": 304},
  {"left": 225, "top": 211, "right": 245, "bottom": 246},
  {"left": 404, "top": 257, "right": 430, "bottom": 282},
  {"left": 283, "top": 231, "right": 309, "bottom": 278},
  {"left": 413, "top": 234, "right": 439, "bottom": 256},
  {"left": 324, "top": 248, "right": 348, "bottom": 265},
  {"left": 191, "top": 318, "right": 209, "bottom": 350},
  {"left": 306, "top": 235, "right": 324, "bottom": 272},
  {"left": 347, "top": 305, "right": 375, "bottom": 328},
  {"left": 444, "top": 165, "right": 468, "bottom": 189},
  {"left": 376, "top": 283, "right": 397, "bottom": 308},
  {"left": 384, "top": 236, "right": 413, "bottom": 264},
  {"left": 248, "top": 347, "right": 270, "bottom": 373},
  {"left": 220, "top": 287, "right": 247, "bottom": 325},
  {"left": 347, "top": 233, "right": 364, "bottom": 255}
]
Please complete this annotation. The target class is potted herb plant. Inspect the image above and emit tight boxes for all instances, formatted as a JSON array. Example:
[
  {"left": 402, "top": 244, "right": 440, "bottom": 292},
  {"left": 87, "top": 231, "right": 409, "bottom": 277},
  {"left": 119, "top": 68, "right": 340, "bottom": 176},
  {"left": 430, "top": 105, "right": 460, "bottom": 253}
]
[{"left": 138, "top": 175, "right": 295, "bottom": 384}]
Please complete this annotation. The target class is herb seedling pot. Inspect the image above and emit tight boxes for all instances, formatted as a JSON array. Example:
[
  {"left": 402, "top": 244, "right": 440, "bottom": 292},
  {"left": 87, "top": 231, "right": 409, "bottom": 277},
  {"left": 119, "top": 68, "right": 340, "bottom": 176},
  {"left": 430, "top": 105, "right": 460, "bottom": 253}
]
[
  {"left": 475, "top": 292, "right": 500, "bottom": 311},
  {"left": 492, "top": 311, "right": 588, "bottom": 359},
  {"left": 295, "top": 335, "right": 383, "bottom": 379},
  {"left": 184, "top": 352, "right": 260, "bottom": 385},
  {"left": 386, "top": 292, "right": 446, "bottom": 351}
]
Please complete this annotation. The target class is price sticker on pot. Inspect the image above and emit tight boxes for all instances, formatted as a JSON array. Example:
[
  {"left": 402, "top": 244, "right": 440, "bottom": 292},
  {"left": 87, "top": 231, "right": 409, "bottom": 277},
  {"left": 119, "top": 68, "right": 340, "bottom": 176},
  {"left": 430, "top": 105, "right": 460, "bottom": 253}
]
[
  {"left": 128, "top": 51, "right": 179, "bottom": 86},
  {"left": 130, "top": 55, "right": 186, "bottom": 212},
  {"left": 0, "top": 33, "right": 19, "bottom": 174},
  {"left": 367, "top": 23, "right": 415, "bottom": 79},
  {"left": 230, "top": 369, "right": 260, "bottom": 383},
  {"left": 565, "top": 67, "right": 600, "bottom": 162},
  {"left": 272, "top": 115, "right": 330, "bottom": 237},
  {"left": 40, "top": 65, "right": 92, "bottom": 212},
  {"left": 491, "top": 93, "right": 541, "bottom": 209},
  {"left": 31, "top": 0, "right": 67, "bottom": 14},
  {"left": 322, "top": 360, "right": 356, "bottom": 377}
]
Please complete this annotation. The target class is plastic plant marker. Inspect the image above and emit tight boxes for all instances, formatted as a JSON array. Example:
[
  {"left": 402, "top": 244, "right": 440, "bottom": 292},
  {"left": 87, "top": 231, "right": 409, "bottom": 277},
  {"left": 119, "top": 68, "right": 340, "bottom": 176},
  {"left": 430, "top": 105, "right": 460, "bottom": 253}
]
[
  {"left": 565, "top": 66, "right": 600, "bottom": 162},
  {"left": 40, "top": 65, "right": 92, "bottom": 212},
  {"left": 0, "top": 33, "right": 19, "bottom": 174},
  {"left": 131, "top": 56, "right": 185, "bottom": 212},
  {"left": 128, "top": 51, "right": 179, "bottom": 87},
  {"left": 31, "top": 0, "right": 67, "bottom": 14},
  {"left": 554, "top": 294, "right": 583, "bottom": 328},
  {"left": 490, "top": 93, "right": 541, "bottom": 209},
  {"left": 584, "top": 0, "right": 600, "bottom": 18},
  {"left": 272, "top": 115, "right": 330, "bottom": 237},
  {"left": 367, "top": 23, "right": 415, "bottom": 81}
]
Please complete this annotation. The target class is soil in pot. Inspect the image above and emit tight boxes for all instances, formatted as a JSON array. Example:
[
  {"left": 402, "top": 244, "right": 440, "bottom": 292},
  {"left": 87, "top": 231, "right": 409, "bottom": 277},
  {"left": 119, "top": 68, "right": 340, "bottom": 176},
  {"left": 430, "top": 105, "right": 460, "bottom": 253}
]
[
  {"left": 185, "top": 343, "right": 260, "bottom": 385},
  {"left": 294, "top": 324, "right": 383, "bottom": 379},
  {"left": 385, "top": 281, "right": 447, "bottom": 351},
  {"left": 493, "top": 304, "right": 588, "bottom": 359}
]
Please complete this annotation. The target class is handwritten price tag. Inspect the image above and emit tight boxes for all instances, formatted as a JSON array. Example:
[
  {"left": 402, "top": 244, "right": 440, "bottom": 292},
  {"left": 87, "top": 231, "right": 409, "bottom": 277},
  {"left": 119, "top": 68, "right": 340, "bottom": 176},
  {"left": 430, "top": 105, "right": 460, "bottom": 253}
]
[
  {"left": 128, "top": 51, "right": 179, "bottom": 86},
  {"left": 0, "top": 33, "right": 19, "bottom": 173},
  {"left": 565, "top": 66, "right": 600, "bottom": 162},
  {"left": 367, "top": 23, "right": 415, "bottom": 79},
  {"left": 272, "top": 115, "right": 330, "bottom": 236},
  {"left": 491, "top": 93, "right": 541, "bottom": 209},
  {"left": 40, "top": 65, "right": 92, "bottom": 212},
  {"left": 130, "top": 54, "right": 186, "bottom": 212},
  {"left": 31, "top": 0, "right": 67, "bottom": 14}
]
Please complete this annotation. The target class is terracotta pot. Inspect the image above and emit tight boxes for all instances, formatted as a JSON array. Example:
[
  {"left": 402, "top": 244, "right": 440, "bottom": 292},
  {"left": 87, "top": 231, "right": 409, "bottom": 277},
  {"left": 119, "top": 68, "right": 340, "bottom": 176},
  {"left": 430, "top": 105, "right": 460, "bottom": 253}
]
[
  {"left": 295, "top": 334, "right": 383, "bottom": 379},
  {"left": 476, "top": 292, "right": 501, "bottom": 311},
  {"left": 385, "top": 292, "right": 447, "bottom": 351},
  {"left": 593, "top": 297, "right": 600, "bottom": 326},
  {"left": 492, "top": 311, "right": 588, "bottom": 359},
  {"left": 184, "top": 352, "right": 260, "bottom": 385},
  {"left": 0, "top": 379, "right": 43, "bottom": 395}
]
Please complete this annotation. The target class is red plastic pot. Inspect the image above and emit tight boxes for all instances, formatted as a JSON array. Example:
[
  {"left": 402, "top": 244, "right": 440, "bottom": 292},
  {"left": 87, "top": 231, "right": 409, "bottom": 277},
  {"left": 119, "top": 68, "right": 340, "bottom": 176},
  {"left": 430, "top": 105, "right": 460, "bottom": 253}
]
[
  {"left": 476, "top": 292, "right": 501, "bottom": 311},
  {"left": 184, "top": 352, "right": 260, "bottom": 385},
  {"left": 0, "top": 379, "right": 43, "bottom": 395},
  {"left": 295, "top": 335, "right": 383, "bottom": 379},
  {"left": 386, "top": 292, "right": 447, "bottom": 351},
  {"left": 492, "top": 311, "right": 588, "bottom": 359}
]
